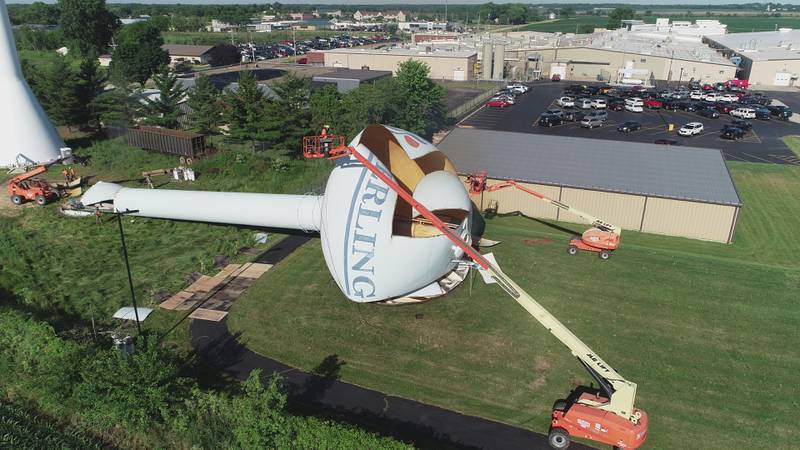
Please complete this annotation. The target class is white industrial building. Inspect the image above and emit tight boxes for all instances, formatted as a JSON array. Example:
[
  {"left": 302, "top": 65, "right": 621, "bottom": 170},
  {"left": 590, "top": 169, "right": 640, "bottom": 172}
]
[
  {"left": 622, "top": 18, "right": 728, "bottom": 37},
  {"left": 318, "top": 48, "right": 477, "bottom": 80},
  {"left": 705, "top": 29, "right": 800, "bottom": 87}
]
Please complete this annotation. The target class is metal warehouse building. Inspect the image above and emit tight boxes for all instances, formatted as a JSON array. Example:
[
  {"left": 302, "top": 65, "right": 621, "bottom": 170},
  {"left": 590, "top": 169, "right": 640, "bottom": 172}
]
[
  {"left": 319, "top": 48, "right": 477, "bottom": 80},
  {"left": 438, "top": 128, "right": 742, "bottom": 243},
  {"left": 705, "top": 30, "right": 800, "bottom": 87}
]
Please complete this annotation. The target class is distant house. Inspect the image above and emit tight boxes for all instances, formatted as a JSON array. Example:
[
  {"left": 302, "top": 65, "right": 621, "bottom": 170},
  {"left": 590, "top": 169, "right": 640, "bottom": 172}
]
[
  {"left": 289, "top": 12, "right": 313, "bottom": 21},
  {"left": 322, "top": 10, "right": 343, "bottom": 18},
  {"left": 98, "top": 54, "right": 112, "bottom": 67},
  {"left": 209, "top": 19, "right": 237, "bottom": 33},
  {"left": 353, "top": 11, "right": 382, "bottom": 21},
  {"left": 161, "top": 44, "right": 215, "bottom": 65},
  {"left": 383, "top": 10, "right": 409, "bottom": 22}
]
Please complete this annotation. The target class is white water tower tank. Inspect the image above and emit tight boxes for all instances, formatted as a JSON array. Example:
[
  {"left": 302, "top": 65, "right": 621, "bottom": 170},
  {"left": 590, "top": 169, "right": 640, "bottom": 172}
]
[{"left": 0, "top": 0, "right": 65, "bottom": 167}]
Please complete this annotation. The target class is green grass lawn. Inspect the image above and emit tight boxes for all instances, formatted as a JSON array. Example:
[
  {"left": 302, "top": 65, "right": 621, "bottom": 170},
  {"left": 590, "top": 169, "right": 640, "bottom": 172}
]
[
  {"left": 0, "top": 137, "right": 329, "bottom": 352},
  {"left": 228, "top": 161, "right": 800, "bottom": 449},
  {"left": 785, "top": 136, "right": 800, "bottom": 158}
]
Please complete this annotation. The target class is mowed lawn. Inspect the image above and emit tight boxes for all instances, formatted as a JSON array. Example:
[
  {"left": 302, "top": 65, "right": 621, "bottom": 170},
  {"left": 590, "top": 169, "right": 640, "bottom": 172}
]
[{"left": 228, "top": 161, "right": 800, "bottom": 450}]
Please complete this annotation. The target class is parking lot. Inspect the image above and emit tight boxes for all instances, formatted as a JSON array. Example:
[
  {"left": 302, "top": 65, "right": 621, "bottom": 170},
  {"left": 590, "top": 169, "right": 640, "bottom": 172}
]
[{"left": 459, "top": 81, "right": 800, "bottom": 165}]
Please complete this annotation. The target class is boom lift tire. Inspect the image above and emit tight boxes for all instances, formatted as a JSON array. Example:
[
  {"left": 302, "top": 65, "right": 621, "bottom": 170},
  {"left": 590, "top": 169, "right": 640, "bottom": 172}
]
[
  {"left": 35, "top": 195, "right": 47, "bottom": 206},
  {"left": 11, "top": 195, "right": 23, "bottom": 205},
  {"left": 599, "top": 250, "right": 611, "bottom": 260},
  {"left": 567, "top": 246, "right": 578, "bottom": 256},
  {"left": 548, "top": 428, "right": 571, "bottom": 449}
]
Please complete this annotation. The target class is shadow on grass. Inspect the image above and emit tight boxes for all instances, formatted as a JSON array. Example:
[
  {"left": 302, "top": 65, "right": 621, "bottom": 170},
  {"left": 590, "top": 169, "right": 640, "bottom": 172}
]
[{"left": 484, "top": 209, "right": 581, "bottom": 237}]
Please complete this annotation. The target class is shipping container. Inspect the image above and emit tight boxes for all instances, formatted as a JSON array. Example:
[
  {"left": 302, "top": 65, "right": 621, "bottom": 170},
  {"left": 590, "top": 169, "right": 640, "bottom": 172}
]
[{"left": 127, "top": 127, "right": 206, "bottom": 159}]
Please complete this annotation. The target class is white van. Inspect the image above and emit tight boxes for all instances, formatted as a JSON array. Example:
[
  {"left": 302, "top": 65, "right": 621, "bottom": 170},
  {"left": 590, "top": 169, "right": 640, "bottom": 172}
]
[{"left": 730, "top": 107, "right": 756, "bottom": 119}]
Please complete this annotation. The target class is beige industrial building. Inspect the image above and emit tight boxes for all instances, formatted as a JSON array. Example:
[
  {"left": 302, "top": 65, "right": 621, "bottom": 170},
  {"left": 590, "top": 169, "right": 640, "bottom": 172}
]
[
  {"left": 319, "top": 48, "right": 477, "bottom": 80},
  {"left": 438, "top": 128, "right": 742, "bottom": 243},
  {"left": 705, "top": 30, "right": 800, "bottom": 87},
  {"left": 424, "top": 29, "right": 736, "bottom": 83}
]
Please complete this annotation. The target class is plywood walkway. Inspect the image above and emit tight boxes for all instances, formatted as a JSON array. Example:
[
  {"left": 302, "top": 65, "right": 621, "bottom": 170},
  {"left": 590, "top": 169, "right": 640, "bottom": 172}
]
[{"left": 159, "top": 262, "right": 272, "bottom": 321}]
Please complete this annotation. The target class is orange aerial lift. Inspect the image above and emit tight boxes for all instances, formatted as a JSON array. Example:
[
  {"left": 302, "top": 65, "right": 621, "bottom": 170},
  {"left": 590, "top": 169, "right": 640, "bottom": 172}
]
[
  {"left": 303, "top": 131, "right": 648, "bottom": 450},
  {"left": 467, "top": 171, "right": 621, "bottom": 260},
  {"left": 7, "top": 165, "right": 59, "bottom": 206}
]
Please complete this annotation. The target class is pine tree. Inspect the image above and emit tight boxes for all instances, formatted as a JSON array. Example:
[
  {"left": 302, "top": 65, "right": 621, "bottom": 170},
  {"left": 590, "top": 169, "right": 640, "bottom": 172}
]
[
  {"left": 186, "top": 76, "right": 221, "bottom": 134},
  {"left": 265, "top": 73, "right": 312, "bottom": 156},
  {"left": 142, "top": 69, "right": 186, "bottom": 129},
  {"left": 75, "top": 58, "right": 106, "bottom": 129},
  {"left": 224, "top": 70, "right": 269, "bottom": 141},
  {"left": 31, "top": 57, "right": 83, "bottom": 129}
]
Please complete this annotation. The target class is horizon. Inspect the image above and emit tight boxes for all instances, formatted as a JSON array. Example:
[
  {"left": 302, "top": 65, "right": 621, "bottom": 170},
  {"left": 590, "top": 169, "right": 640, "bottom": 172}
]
[{"left": 8, "top": 1, "right": 800, "bottom": 6}]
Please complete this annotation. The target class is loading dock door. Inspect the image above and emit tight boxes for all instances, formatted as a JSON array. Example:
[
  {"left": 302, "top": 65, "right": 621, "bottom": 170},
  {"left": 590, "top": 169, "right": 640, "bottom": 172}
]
[
  {"left": 453, "top": 70, "right": 466, "bottom": 81},
  {"left": 774, "top": 72, "right": 791, "bottom": 86}
]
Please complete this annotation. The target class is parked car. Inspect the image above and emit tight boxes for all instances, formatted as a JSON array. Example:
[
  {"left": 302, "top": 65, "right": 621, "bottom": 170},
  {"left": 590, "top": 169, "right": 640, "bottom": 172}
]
[
  {"left": 580, "top": 117, "right": 604, "bottom": 128},
  {"left": 719, "top": 93, "right": 739, "bottom": 102},
  {"left": 704, "top": 92, "right": 723, "bottom": 102},
  {"left": 491, "top": 95, "right": 515, "bottom": 105},
  {"left": 702, "top": 84, "right": 715, "bottom": 91},
  {"left": 663, "top": 99, "right": 680, "bottom": 111},
  {"left": 689, "top": 81, "right": 701, "bottom": 90},
  {"left": 538, "top": 114, "right": 564, "bottom": 127},
  {"left": 584, "top": 110, "right": 608, "bottom": 121},
  {"left": 725, "top": 78, "right": 749, "bottom": 89},
  {"left": 751, "top": 105, "right": 772, "bottom": 120},
  {"left": 617, "top": 121, "right": 642, "bottom": 132},
  {"left": 729, "top": 119, "right": 752, "bottom": 131},
  {"left": 689, "top": 90, "right": 705, "bottom": 100},
  {"left": 676, "top": 101, "right": 697, "bottom": 112},
  {"left": 697, "top": 107, "right": 720, "bottom": 119},
  {"left": 551, "top": 74, "right": 562, "bottom": 81},
  {"left": 678, "top": 122, "right": 704, "bottom": 136},
  {"left": 486, "top": 99, "right": 512, "bottom": 108},
  {"left": 625, "top": 103, "right": 644, "bottom": 113},
  {"left": 716, "top": 103, "right": 735, "bottom": 114},
  {"left": 608, "top": 99, "right": 625, "bottom": 111},
  {"left": 590, "top": 98, "right": 607, "bottom": 109},
  {"left": 643, "top": 98, "right": 663, "bottom": 109},
  {"left": 507, "top": 83, "right": 529, "bottom": 93},
  {"left": 720, "top": 125, "right": 746, "bottom": 140},
  {"left": 576, "top": 98, "right": 592, "bottom": 109},
  {"left": 625, "top": 97, "right": 644, "bottom": 107},
  {"left": 557, "top": 96, "right": 575, "bottom": 107},
  {"left": 730, "top": 107, "right": 756, "bottom": 119},
  {"left": 767, "top": 105, "right": 793, "bottom": 120},
  {"left": 561, "top": 108, "right": 583, "bottom": 121}
]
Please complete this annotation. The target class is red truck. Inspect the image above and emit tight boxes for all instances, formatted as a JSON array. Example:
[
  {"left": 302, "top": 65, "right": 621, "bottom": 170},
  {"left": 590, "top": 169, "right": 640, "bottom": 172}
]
[
  {"left": 725, "top": 79, "right": 749, "bottom": 89},
  {"left": 643, "top": 98, "right": 663, "bottom": 109}
]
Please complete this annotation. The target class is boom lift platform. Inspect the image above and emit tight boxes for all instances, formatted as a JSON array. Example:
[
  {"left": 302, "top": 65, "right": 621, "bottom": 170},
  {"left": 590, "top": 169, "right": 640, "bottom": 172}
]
[
  {"left": 303, "top": 132, "right": 648, "bottom": 449},
  {"left": 467, "top": 171, "right": 621, "bottom": 260}
]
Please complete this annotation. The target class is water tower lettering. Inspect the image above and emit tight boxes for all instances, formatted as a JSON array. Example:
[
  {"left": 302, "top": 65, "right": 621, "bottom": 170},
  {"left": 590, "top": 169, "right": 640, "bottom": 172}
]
[{"left": 349, "top": 175, "right": 390, "bottom": 298}]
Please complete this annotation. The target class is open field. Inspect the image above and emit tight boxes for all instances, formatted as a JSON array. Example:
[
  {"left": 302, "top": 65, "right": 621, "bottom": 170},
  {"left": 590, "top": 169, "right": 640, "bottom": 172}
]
[
  {"left": 228, "top": 161, "right": 800, "bottom": 449},
  {"left": 520, "top": 15, "right": 800, "bottom": 33},
  {"left": 786, "top": 135, "right": 800, "bottom": 158},
  {"left": 0, "top": 401, "right": 106, "bottom": 449}
]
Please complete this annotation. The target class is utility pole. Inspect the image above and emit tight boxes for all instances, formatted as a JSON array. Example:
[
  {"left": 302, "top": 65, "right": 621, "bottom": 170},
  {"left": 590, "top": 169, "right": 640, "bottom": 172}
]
[{"left": 115, "top": 209, "right": 142, "bottom": 336}]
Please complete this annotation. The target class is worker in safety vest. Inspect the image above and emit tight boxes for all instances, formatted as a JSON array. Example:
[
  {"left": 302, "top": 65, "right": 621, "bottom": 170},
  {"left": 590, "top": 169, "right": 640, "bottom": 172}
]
[{"left": 319, "top": 125, "right": 333, "bottom": 155}]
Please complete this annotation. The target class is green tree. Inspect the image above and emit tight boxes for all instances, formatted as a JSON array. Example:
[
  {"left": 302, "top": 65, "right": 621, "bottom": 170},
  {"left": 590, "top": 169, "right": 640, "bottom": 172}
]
[
  {"left": 142, "top": 69, "right": 186, "bottom": 129},
  {"left": 76, "top": 58, "right": 107, "bottom": 129},
  {"left": 267, "top": 73, "right": 312, "bottom": 156},
  {"left": 58, "top": 0, "right": 119, "bottom": 56},
  {"left": 92, "top": 87, "right": 136, "bottom": 127},
  {"left": 607, "top": 7, "right": 635, "bottom": 30},
  {"left": 30, "top": 57, "right": 84, "bottom": 128},
  {"left": 187, "top": 75, "right": 221, "bottom": 134},
  {"left": 392, "top": 60, "right": 446, "bottom": 139},
  {"left": 110, "top": 22, "right": 170, "bottom": 86},
  {"left": 224, "top": 70, "right": 270, "bottom": 141},
  {"left": 338, "top": 79, "right": 397, "bottom": 140},
  {"left": 560, "top": 7, "right": 575, "bottom": 18},
  {"left": 73, "top": 338, "right": 191, "bottom": 430},
  {"left": 309, "top": 85, "right": 343, "bottom": 135}
]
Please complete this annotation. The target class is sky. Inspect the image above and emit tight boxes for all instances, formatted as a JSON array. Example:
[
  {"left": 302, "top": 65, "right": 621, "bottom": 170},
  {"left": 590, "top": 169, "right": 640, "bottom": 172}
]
[{"left": 8, "top": 1, "right": 800, "bottom": 5}]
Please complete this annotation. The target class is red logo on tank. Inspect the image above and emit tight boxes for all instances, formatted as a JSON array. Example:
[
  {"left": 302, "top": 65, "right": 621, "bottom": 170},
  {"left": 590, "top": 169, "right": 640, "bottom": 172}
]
[{"left": 404, "top": 135, "right": 420, "bottom": 148}]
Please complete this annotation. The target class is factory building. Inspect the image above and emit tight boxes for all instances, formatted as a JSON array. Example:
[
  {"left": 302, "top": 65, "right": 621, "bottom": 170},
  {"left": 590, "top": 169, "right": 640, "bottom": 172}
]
[
  {"left": 705, "top": 29, "right": 800, "bottom": 87},
  {"left": 311, "top": 68, "right": 392, "bottom": 93},
  {"left": 319, "top": 48, "right": 477, "bottom": 80},
  {"left": 438, "top": 128, "right": 742, "bottom": 243},
  {"left": 423, "top": 29, "right": 736, "bottom": 83}
]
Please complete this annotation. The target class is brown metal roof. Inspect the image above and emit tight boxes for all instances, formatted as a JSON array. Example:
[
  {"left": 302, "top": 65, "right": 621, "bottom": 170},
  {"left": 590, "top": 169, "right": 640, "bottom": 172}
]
[{"left": 161, "top": 44, "right": 214, "bottom": 57}]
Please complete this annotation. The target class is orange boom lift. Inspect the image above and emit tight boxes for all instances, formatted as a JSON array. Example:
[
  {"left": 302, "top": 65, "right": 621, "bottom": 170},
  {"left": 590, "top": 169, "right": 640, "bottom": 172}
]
[
  {"left": 7, "top": 165, "right": 59, "bottom": 206},
  {"left": 467, "top": 171, "right": 621, "bottom": 260},
  {"left": 303, "top": 131, "right": 648, "bottom": 450}
]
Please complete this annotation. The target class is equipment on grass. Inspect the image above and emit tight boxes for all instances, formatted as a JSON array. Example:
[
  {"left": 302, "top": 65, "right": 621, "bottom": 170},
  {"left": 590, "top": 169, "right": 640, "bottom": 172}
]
[
  {"left": 81, "top": 125, "right": 473, "bottom": 304},
  {"left": 7, "top": 165, "right": 58, "bottom": 205},
  {"left": 467, "top": 171, "right": 620, "bottom": 260},
  {"left": 302, "top": 130, "right": 648, "bottom": 450}
]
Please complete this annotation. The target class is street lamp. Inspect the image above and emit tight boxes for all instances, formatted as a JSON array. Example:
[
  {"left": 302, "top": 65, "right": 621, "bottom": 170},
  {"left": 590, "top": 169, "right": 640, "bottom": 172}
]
[{"left": 114, "top": 209, "right": 142, "bottom": 336}]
